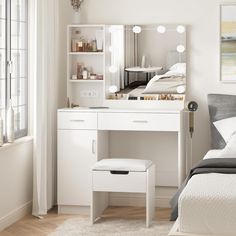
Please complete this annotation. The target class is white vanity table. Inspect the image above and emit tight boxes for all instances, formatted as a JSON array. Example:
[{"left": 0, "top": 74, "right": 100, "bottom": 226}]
[
  {"left": 57, "top": 107, "right": 185, "bottom": 214},
  {"left": 58, "top": 23, "right": 187, "bottom": 214}
]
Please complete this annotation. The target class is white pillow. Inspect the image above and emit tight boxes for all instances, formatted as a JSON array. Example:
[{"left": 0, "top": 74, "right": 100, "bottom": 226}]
[
  {"left": 213, "top": 116, "right": 236, "bottom": 143},
  {"left": 165, "top": 71, "right": 184, "bottom": 77},
  {"left": 219, "top": 133, "right": 236, "bottom": 158},
  {"left": 169, "top": 63, "right": 186, "bottom": 74}
]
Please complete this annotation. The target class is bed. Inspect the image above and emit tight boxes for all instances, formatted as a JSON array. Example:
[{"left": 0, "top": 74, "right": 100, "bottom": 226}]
[
  {"left": 127, "top": 63, "right": 186, "bottom": 96},
  {"left": 169, "top": 94, "right": 236, "bottom": 236}
]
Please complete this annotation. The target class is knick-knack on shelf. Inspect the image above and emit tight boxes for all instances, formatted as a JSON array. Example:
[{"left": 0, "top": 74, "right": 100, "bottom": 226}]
[{"left": 70, "top": 0, "right": 84, "bottom": 24}]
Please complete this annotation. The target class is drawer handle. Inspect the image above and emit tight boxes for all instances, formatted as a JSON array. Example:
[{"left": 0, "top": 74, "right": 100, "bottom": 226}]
[
  {"left": 133, "top": 120, "right": 148, "bottom": 123},
  {"left": 110, "top": 171, "right": 129, "bottom": 175},
  {"left": 70, "top": 119, "right": 85, "bottom": 122}
]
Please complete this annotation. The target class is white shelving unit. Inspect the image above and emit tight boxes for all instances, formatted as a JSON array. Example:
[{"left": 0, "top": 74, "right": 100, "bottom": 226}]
[{"left": 67, "top": 25, "right": 105, "bottom": 107}]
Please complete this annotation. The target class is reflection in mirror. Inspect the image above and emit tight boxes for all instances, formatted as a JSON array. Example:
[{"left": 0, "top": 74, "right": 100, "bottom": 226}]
[{"left": 105, "top": 24, "right": 186, "bottom": 101}]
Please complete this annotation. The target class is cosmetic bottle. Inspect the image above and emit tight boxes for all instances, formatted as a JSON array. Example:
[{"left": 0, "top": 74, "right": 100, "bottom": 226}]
[
  {"left": 92, "top": 40, "right": 97, "bottom": 52},
  {"left": 71, "top": 30, "right": 80, "bottom": 52},
  {"left": 82, "top": 67, "right": 88, "bottom": 80},
  {"left": 77, "top": 63, "right": 83, "bottom": 79}
]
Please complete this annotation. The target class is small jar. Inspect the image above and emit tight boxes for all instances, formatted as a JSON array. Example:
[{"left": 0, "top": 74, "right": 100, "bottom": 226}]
[
  {"left": 90, "top": 73, "right": 96, "bottom": 80},
  {"left": 71, "top": 74, "right": 77, "bottom": 80}
]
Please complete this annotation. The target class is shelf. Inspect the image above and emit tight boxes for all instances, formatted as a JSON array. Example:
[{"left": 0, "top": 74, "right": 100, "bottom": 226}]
[
  {"left": 69, "top": 79, "right": 103, "bottom": 83},
  {"left": 69, "top": 52, "right": 104, "bottom": 56},
  {"left": 68, "top": 24, "right": 104, "bottom": 28}
]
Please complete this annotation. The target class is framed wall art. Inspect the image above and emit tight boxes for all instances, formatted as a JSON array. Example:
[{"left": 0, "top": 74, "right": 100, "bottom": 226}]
[{"left": 220, "top": 4, "right": 236, "bottom": 82}]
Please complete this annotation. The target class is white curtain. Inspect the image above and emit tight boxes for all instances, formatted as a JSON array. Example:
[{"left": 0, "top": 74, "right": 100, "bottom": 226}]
[{"left": 29, "top": 0, "right": 59, "bottom": 216}]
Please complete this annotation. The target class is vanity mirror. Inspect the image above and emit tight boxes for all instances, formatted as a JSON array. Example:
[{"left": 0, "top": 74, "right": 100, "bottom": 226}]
[{"left": 105, "top": 24, "right": 186, "bottom": 101}]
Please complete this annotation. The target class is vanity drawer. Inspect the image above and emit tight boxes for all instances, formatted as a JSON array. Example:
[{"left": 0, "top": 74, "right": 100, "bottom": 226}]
[
  {"left": 58, "top": 112, "right": 97, "bottom": 130},
  {"left": 98, "top": 112, "right": 180, "bottom": 131},
  {"left": 92, "top": 170, "right": 146, "bottom": 193}
]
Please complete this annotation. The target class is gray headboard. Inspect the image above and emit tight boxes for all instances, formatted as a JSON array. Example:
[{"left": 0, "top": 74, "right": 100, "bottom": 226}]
[{"left": 208, "top": 94, "right": 236, "bottom": 149}]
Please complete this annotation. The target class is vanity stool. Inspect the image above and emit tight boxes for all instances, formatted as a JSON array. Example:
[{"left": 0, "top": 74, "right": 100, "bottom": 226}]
[{"left": 91, "top": 159, "right": 156, "bottom": 227}]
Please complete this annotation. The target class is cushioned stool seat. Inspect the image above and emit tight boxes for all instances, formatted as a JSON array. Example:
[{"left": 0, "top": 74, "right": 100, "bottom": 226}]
[
  {"left": 92, "top": 158, "right": 153, "bottom": 172},
  {"left": 91, "top": 158, "right": 155, "bottom": 227}
]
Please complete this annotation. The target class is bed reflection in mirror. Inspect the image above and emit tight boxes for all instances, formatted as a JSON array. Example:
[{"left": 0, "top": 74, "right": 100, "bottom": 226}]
[{"left": 105, "top": 24, "right": 186, "bottom": 101}]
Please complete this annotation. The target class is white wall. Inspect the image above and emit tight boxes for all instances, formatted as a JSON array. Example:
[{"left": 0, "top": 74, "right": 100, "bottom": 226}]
[
  {"left": 0, "top": 139, "right": 33, "bottom": 231},
  {"left": 60, "top": 0, "right": 236, "bottom": 164},
  {"left": 58, "top": 0, "right": 73, "bottom": 107}
]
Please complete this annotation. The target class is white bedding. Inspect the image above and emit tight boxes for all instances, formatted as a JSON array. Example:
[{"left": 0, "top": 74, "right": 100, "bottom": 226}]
[
  {"left": 179, "top": 173, "right": 236, "bottom": 235},
  {"left": 178, "top": 149, "right": 236, "bottom": 235},
  {"left": 203, "top": 149, "right": 221, "bottom": 159}
]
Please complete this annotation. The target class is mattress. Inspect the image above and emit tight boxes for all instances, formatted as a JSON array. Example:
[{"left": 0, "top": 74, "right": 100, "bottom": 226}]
[{"left": 179, "top": 173, "right": 236, "bottom": 235}]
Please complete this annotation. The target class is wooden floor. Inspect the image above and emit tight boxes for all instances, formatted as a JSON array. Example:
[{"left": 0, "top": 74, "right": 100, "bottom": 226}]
[{"left": 0, "top": 207, "right": 171, "bottom": 236}]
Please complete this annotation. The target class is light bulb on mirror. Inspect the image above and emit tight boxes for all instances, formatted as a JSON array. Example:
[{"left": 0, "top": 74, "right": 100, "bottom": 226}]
[
  {"left": 109, "top": 85, "right": 118, "bottom": 94},
  {"left": 157, "top": 25, "right": 166, "bottom": 34},
  {"left": 132, "top": 26, "right": 142, "bottom": 34},
  {"left": 176, "top": 25, "right": 185, "bottom": 34},
  {"left": 109, "top": 65, "right": 118, "bottom": 73},
  {"left": 177, "top": 85, "right": 186, "bottom": 94},
  {"left": 176, "top": 45, "right": 185, "bottom": 53},
  {"left": 176, "top": 85, "right": 185, "bottom": 94}
]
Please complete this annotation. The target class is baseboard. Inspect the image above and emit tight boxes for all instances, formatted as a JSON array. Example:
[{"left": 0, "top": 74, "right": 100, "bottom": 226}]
[
  {"left": 109, "top": 194, "right": 171, "bottom": 208},
  {"left": 0, "top": 201, "right": 32, "bottom": 232},
  {"left": 58, "top": 205, "right": 90, "bottom": 215}
]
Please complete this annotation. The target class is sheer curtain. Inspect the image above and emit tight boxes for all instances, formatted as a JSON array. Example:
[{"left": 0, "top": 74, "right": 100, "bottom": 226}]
[{"left": 29, "top": 0, "right": 59, "bottom": 216}]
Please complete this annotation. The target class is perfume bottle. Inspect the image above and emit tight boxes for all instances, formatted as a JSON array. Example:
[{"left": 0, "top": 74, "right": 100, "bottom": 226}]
[
  {"left": 71, "top": 30, "right": 80, "bottom": 52},
  {"left": 7, "top": 100, "right": 14, "bottom": 143}
]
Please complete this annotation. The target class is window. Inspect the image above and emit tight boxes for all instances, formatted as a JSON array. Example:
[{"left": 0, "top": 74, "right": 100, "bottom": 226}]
[{"left": 0, "top": 0, "right": 28, "bottom": 141}]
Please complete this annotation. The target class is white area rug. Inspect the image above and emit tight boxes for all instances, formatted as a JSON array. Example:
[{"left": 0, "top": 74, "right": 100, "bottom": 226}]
[{"left": 49, "top": 217, "right": 173, "bottom": 236}]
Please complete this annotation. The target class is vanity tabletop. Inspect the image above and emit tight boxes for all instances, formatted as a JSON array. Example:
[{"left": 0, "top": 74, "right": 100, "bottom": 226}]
[{"left": 58, "top": 107, "right": 183, "bottom": 114}]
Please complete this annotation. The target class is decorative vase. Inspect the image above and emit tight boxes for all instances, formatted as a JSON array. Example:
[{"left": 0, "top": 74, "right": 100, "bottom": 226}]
[
  {"left": 0, "top": 115, "right": 3, "bottom": 146},
  {"left": 73, "top": 11, "right": 81, "bottom": 24},
  {"left": 7, "top": 100, "right": 14, "bottom": 143}
]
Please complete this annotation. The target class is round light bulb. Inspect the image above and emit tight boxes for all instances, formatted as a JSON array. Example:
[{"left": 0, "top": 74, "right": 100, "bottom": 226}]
[
  {"left": 109, "top": 85, "right": 118, "bottom": 93},
  {"left": 176, "top": 25, "right": 185, "bottom": 34},
  {"left": 177, "top": 85, "right": 186, "bottom": 94},
  {"left": 157, "top": 25, "right": 166, "bottom": 34},
  {"left": 132, "top": 26, "right": 142, "bottom": 34},
  {"left": 109, "top": 65, "right": 118, "bottom": 73},
  {"left": 176, "top": 45, "right": 185, "bottom": 53}
]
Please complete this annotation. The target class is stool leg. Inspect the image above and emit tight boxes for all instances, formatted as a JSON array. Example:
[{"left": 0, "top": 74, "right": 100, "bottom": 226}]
[
  {"left": 91, "top": 191, "right": 109, "bottom": 224},
  {"left": 146, "top": 164, "right": 156, "bottom": 227},
  {"left": 91, "top": 191, "right": 96, "bottom": 224}
]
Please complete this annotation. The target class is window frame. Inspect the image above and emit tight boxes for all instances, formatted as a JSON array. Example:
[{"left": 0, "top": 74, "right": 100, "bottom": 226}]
[{"left": 2, "top": 0, "right": 28, "bottom": 141}]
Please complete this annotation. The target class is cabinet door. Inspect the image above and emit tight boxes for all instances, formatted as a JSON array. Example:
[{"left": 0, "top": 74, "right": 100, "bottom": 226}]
[{"left": 58, "top": 129, "right": 97, "bottom": 206}]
